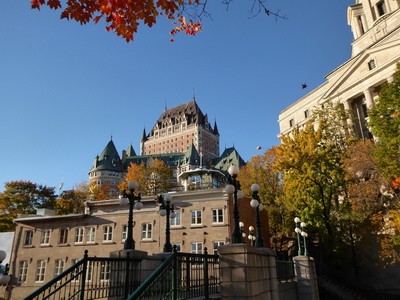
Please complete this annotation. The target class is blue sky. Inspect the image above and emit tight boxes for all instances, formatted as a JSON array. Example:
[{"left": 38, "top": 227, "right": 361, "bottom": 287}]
[{"left": 0, "top": 1, "right": 353, "bottom": 192}]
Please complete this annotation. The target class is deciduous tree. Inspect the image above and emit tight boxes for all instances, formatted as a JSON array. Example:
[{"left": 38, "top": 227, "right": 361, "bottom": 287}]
[
  {"left": 29, "top": 0, "right": 284, "bottom": 42},
  {"left": 238, "top": 148, "right": 293, "bottom": 257},
  {"left": 120, "top": 159, "right": 175, "bottom": 195},
  {"left": 369, "top": 64, "right": 400, "bottom": 193},
  {"left": 0, "top": 181, "right": 56, "bottom": 231}
]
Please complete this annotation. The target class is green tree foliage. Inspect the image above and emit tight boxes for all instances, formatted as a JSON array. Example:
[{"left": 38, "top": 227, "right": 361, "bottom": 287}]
[
  {"left": 369, "top": 64, "right": 400, "bottom": 191},
  {"left": 0, "top": 181, "right": 56, "bottom": 231},
  {"left": 120, "top": 159, "right": 175, "bottom": 196},
  {"left": 275, "top": 121, "right": 348, "bottom": 239}
]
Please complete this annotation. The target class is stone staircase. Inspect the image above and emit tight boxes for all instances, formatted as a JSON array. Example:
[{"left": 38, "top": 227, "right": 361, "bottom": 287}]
[{"left": 318, "top": 275, "right": 371, "bottom": 300}]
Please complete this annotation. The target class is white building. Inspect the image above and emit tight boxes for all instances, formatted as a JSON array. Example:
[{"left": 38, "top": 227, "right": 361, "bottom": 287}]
[{"left": 278, "top": 0, "right": 400, "bottom": 138}]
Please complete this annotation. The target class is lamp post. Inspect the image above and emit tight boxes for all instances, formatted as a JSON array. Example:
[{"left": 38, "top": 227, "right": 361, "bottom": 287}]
[
  {"left": 158, "top": 193, "right": 176, "bottom": 253},
  {"left": 119, "top": 181, "right": 143, "bottom": 250},
  {"left": 248, "top": 226, "right": 256, "bottom": 246},
  {"left": 239, "top": 222, "right": 246, "bottom": 238},
  {"left": 0, "top": 250, "right": 10, "bottom": 285},
  {"left": 300, "top": 222, "right": 309, "bottom": 257},
  {"left": 224, "top": 165, "right": 244, "bottom": 244},
  {"left": 294, "top": 217, "right": 302, "bottom": 256},
  {"left": 250, "top": 183, "right": 265, "bottom": 248}
]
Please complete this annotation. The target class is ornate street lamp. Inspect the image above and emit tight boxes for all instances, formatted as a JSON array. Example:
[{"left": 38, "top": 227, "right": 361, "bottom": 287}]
[
  {"left": 300, "top": 222, "right": 309, "bottom": 257},
  {"left": 294, "top": 217, "right": 302, "bottom": 256},
  {"left": 250, "top": 183, "right": 265, "bottom": 247},
  {"left": 0, "top": 250, "right": 10, "bottom": 285},
  {"left": 157, "top": 193, "right": 176, "bottom": 253},
  {"left": 239, "top": 222, "right": 246, "bottom": 238},
  {"left": 224, "top": 165, "right": 244, "bottom": 244},
  {"left": 119, "top": 181, "right": 143, "bottom": 250},
  {"left": 248, "top": 226, "right": 256, "bottom": 246}
]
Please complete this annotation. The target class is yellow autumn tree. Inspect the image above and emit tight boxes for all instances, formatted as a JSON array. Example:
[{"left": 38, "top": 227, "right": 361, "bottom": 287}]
[{"left": 119, "top": 159, "right": 175, "bottom": 196}]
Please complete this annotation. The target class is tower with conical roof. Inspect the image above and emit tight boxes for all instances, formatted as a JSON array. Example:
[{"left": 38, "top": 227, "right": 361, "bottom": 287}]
[
  {"left": 88, "top": 138, "right": 124, "bottom": 195},
  {"left": 140, "top": 98, "right": 220, "bottom": 167}
]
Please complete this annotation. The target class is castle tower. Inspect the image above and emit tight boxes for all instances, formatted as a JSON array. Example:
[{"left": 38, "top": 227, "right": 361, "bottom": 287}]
[
  {"left": 88, "top": 138, "right": 124, "bottom": 194},
  {"left": 140, "top": 98, "right": 220, "bottom": 167}
]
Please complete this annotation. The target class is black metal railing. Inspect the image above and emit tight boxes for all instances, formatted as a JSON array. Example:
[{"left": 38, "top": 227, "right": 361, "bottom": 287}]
[
  {"left": 24, "top": 250, "right": 141, "bottom": 300},
  {"left": 276, "top": 260, "right": 295, "bottom": 283},
  {"left": 129, "top": 247, "right": 220, "bottom": 300}
]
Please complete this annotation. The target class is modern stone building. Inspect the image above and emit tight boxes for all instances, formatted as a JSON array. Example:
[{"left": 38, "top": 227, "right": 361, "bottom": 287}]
[
  {"left": 278, "top": 0, "right": 400, "bottom": 138},
  {"left": 88, "top": 99, "right": 245, "bottom": 194},
  {"left": 5, "top": 189, "right": 269, "bottom": 299}
]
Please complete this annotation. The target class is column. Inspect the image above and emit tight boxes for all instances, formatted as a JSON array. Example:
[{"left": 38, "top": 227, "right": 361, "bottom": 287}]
[
  {"left": 293, "top": 256, "right": 320, "bottom": 300},
  {"left": 363, "top": 88, "right": 374, "bottom": 108}
]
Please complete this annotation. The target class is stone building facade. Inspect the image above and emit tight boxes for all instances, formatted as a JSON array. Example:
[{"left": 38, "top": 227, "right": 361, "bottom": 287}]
[
  {"left": 140, "top": 98, "right": 220, "bottom": 167},
  {"left": 5, "top": 189, "right": 269, "bottom": 299},
  {"left": 88, "top": 99, "right": 245, "bottom": 194},
  {"left": 278, "top": 0, "right": 400, "bottom": 138}
]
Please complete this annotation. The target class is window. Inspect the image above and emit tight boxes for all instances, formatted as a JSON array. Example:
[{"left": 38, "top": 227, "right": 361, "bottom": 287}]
[
  {"left": 191, "top": 210, "right": 202, "bottom": 225},
  {"left": 170, "top": 212, "right": 181, "bottom": 226},
  {"left": 368, "top": 59, "right": 376, "bottom": 70},
  {"left": 24, "top": 230, "right": 33, "bottom": 246},
  {"left": 212, "top": 209, "right": 224, "bottom": 224},
  {"left": 141, "top": 223, "right": 152, "bottom": 240},
  {"left": 304, "top": 109, "right": 310, "bottom": 119},
  {"left": 289, "top": 119, "right": 294, "bottom": 128},
  {"left": 86, "top": 262, "right": 94, "bottom": 281},
  {"left": 103, "top": 226, "right": 113, "bottom": 242},
  {"left": 213, "top": 241, "right": 225, "bottom": 255},
  {"left": 377, "top": 0, "right": 387, "bottom": 16},
  {"left": 122, "top": 225, "right": 128, "bottom": 241},
  {"left": 18, "top": 261, "right": 28, "bottom": 282},
  {"left": 35, "top": 260, "right": 47, "bottom": 282},
  {"left": 54, "top": 259, "right": 65, "bottom": 277},
  {"left": 71, "top": 259, "right": 80, "bottom": 281},
  {"left": 191, "top": 242, "right": 203, "bottom": 254},
  {"left": 86, "top": 227, "right": 96, "bottom": 243},
  {"left": 58, "top": 228, "right": 68, "bottom": 244},
  {"left": 75, "top": 228, "right": 84, "bottom": 243},
  {"left": 100, "top": 262, "right": 111, "bottom": 281},
  {"left": 40, "top": 230, "right": 51, "bottom": 245}
]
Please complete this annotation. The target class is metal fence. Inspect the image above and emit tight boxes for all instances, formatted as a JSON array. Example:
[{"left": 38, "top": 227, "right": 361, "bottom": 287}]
[
  {"left": 129, "top": 248, "right": 220, "bottom": 300},
  {"left": 276, "top": 260, "right": 295, "bottom": 283},
  {"left": 24, "top": 250, "right": 141, "bottom": 300}
]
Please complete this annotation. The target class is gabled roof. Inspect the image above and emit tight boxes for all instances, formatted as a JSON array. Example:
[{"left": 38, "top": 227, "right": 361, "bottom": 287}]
[{"left": 212, "top": 147, "right": 246, "bottom": 173}]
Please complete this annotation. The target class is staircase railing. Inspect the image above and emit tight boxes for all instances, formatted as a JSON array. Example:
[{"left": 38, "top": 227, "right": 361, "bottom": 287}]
[
  {"left": 276, "top": 260, "right": 295, "bottom": 283},
  {"left": 129, "top": 247, "right": 220, "bottom": 300},
  {"left": 24, "top": 250, "right": 142, "bottom": 300}
]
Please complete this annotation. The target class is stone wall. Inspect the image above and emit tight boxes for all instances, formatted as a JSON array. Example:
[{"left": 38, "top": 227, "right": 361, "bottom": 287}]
[{"left": 218, "top": 244, "right": 279, "bottom": 300}]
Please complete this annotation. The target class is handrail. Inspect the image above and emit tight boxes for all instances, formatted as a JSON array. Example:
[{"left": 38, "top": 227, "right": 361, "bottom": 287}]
[
  {"left": 128, "top": 248, "right": 220, "bottom": 300},
  {"left": 127, "top": 251, "right": 177, "bottom": 299},
  {"left": 24, "top": 251, "right": 88, "bottom": 300},
  {"left": 24, "top": 250, "right": 143, "bottom": 300}
]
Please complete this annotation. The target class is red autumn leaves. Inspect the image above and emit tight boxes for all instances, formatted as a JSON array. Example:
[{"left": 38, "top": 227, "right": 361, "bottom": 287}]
[{"left": 30, "top": 0, "right": 203, "bottom": 42}]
